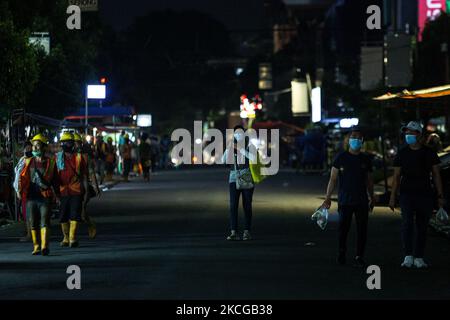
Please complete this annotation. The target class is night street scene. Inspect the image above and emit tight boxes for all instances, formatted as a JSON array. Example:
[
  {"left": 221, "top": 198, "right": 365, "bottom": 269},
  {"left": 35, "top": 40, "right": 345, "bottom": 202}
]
[{"left": 1, "top": 0, "right": 450, "bottom": 312}]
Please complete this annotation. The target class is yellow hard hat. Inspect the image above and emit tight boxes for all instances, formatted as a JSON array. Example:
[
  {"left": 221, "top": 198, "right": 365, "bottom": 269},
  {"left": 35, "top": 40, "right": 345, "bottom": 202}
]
[
  {"left": 31, "top": 133, "right": 49, "bottom": 144},
  {"left": 60, "top": 132, "right": 74, "bottom": 142},
  {"left": 73, "top": 133, "right": 82, "bottom": 142}
]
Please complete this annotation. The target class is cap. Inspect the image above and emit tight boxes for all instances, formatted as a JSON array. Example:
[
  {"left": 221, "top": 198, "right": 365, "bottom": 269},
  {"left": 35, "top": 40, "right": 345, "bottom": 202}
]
[{"left": 401, "top": 121, "right": 422, "bottom": 134}]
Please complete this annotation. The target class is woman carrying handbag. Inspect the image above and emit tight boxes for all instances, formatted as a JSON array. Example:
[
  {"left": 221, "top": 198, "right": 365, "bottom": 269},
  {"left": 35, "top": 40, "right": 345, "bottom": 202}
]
[{"left": 222, "top": 125, "right": 256, "bottom": 241}]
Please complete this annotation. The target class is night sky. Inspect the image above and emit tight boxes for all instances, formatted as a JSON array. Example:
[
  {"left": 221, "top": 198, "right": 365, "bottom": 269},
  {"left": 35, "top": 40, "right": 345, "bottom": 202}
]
[{"left": 100, "top": 0, "right": 268, "bottom": 31}]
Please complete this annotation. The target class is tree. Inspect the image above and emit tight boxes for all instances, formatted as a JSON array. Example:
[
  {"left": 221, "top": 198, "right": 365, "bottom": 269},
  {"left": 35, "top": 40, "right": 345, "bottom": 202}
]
[{"left": 0, "top": 2, "right": 40, "bottom": 113}]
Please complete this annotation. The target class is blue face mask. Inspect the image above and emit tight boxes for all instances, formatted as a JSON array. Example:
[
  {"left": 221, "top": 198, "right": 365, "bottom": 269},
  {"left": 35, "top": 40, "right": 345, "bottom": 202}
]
[
  {"left": 405, "top": 134, "right": 417, "bottom": 145},
  {"left": 349, "top": 138, "right": 362, "bottom": 151},
  {"left": 32, "top": 151, "right": 42, "bottom": 157}
]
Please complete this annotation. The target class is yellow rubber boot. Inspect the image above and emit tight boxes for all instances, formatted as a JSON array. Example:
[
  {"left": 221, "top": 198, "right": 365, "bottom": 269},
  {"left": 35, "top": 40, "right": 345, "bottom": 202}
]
[
  {"left": 60, "top": 223, "right": 70, "bottom": 247},
  {"left": 69, "top": 221, "right": 79, "bottom": 248},
  {"left": 31, "top": 230, "right": 40, "bottom": 255},
  {"left": 41, "top": 227, "right": 50, "bottom": 256}
]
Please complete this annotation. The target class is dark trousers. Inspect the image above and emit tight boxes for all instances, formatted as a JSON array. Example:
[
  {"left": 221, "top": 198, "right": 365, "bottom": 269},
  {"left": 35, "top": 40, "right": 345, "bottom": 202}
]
[
  {"left": 400, "top": 194, "right": 433, "bottom": 258},
  {"left": 123, "top": 159, "right": 132, "bottom": 177},
  {"left": 59, "top": 195, "right": 82, "bottom": 223},
  {"left": 338, "top": 204, "right": 369, "bottom": 258},
  {"left": 27, "top": 199, "right": 51, "bottom": 230},
  {"left": 229, "top": 182, "right": 254, "bottom": 231}
]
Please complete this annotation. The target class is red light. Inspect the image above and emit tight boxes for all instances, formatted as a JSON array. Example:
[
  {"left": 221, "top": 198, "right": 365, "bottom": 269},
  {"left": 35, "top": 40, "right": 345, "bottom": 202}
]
[{"left": 100, "top": 77, "right": 107, "bottom": 84}]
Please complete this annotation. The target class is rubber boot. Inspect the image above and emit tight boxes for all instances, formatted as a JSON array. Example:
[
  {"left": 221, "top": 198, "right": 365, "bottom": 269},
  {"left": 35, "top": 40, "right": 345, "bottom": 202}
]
[
  {"left": 60, "top": 223, "right": 70, "bottom": 247},
  {"left": 41, "top": 227, "right": 50, "bottom": 256},
  {"left": 69, "top": 220, "right": 79, "bottom": 248},
  {"left": 31, "top": 230, "right": 41, "bottom": 255},
  {"left": 86, "top": 217, "right": 97, "bottom": 239}
]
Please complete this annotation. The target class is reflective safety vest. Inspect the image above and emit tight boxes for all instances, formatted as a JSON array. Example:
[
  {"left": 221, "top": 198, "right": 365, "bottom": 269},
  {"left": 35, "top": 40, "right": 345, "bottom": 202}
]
[
  {"left": 19, "top": 157, "right": 56, "bottom": 199},
  {"left": 58, "top": 153, "right": 83, "bottom": 195}
]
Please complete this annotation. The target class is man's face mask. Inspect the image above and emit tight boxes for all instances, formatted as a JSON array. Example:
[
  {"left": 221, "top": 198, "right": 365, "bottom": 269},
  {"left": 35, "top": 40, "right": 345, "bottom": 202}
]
[
  {"left": 62, "top": 142, "right": 74, "bottom": 153},
  {"left": 405, "top": 134, "right": 418, "bottom": 145},
  {"left": 348, "top": 138, "right": 363, "bottom": 151},
  {"left": 32, "top": 142, "right": 43, "bottom": 157}
]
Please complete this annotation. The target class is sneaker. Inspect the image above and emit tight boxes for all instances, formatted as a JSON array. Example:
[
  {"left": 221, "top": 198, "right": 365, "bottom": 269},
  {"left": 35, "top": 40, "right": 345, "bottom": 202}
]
[
  {"left": 242, "top": 230, "right": 252, "bottom": 241},
  {"left": 401, "top": 255, "right": 414, "bottom": 268},
  {"left": 226, "top": 231, "right": 240, "bottom": 241},
  {"left": 413, "top": 258, "right": 429, "bottom": 269},
  {"left": 353, "top": 256, "right": 367, "bottom": 268}
]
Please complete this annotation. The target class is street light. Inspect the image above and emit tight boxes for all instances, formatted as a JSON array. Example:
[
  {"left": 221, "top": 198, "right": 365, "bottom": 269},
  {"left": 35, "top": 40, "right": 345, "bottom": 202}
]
[{"left": 85, "top": 84, "right": 106, "bottom": 135}]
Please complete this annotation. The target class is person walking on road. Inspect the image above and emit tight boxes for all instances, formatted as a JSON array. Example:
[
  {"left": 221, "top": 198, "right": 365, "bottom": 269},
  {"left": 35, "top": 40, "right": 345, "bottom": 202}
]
[
  {"left": 322, "top": 126, "right": 374, "bottom": 267},
  {"left": 389, "top": 121, "right": 445, "bottom": 269},
  {"left": 94, "top": 135, "right": 107, "bottom": 185},
  {"left": 120, "top": 134, "right": 133, "bottom": 182},
  {"left": 222, "top": 125, "right": 256, "bottom": 241},
  {"left": 17, "top": 134, "right": 59, "bottom": 256},
  {"left": 104, "top": 137, "right": 116, "bottom": 182},
  {"left": 139, "top": 133, "right": 152, "bottom": 182},
  {"left": 56, "top": 132, "right": 89, "bottom": 248},
  {"left": 14, "top": 141, "right": 33, "bottom": 242},
  {"left": 74, "top": 133, "right": 100, "bottom": 239}
]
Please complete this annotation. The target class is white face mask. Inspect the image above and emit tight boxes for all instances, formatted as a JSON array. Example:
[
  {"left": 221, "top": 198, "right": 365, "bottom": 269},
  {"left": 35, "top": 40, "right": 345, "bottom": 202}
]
[{"left": 234, "top": 132, "right": 244, "bottom": 141}]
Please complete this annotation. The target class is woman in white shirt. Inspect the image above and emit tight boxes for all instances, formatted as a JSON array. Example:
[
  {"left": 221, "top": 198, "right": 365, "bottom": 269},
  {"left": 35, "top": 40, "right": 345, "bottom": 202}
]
[{"left": 222, "top": 125, "right": 256, "bottom": 241}]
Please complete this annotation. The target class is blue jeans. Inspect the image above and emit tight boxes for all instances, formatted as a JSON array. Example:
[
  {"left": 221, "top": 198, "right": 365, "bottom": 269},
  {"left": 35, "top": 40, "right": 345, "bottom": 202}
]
[
  {"left": 400, "top": 194, "right": 433, "bottom": 258},
  {"left": 229, "top": 183, "right": 254, "bottom": 231}
]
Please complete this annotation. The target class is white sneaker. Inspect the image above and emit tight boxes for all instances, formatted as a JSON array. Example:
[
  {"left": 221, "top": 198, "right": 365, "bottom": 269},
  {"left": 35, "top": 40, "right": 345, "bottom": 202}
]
[
  {"left": 401, "top": 256, "right": 414, "bottom": 268},
  {"left": 226, "top": 231, "right": 240, "bottom": 241},
  {"left": 242, "top": 230, "right": 252, "bottom": 241},
  {"left": 413, "top": 258, "right": 429, "bottom": 269}
]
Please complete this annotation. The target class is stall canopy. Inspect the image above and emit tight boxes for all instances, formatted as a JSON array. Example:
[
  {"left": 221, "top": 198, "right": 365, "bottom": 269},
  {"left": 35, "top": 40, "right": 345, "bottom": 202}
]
[
  {"left": 64, "top": 106, "right": 136, "bottom": 120},
  {"left": 13, "top": 112, "right": 85, "bottom": 128},
  {"left": 373, "top": 84, "right": 450, "bottom": 101}
]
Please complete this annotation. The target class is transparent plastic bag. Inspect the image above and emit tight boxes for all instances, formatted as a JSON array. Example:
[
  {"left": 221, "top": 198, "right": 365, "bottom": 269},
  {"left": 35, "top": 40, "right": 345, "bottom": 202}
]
[
  {"left": 436, "top": 207, "right": 449, "bottom": 223},
  {"left": 311, "top": 207, "right": 329, "bottom": 230}
]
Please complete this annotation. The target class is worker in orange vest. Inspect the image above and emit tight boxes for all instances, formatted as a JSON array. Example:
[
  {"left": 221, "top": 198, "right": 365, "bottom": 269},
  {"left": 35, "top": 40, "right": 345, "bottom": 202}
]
[
  {"left": 17, "top": 134, "right": 59, "bottom": 256},
  {"left": 74, "top": 132, "right": 100, "bottom": 239},
  {"left": 56, "top": 132, "right": 89, "bottom": 248}
]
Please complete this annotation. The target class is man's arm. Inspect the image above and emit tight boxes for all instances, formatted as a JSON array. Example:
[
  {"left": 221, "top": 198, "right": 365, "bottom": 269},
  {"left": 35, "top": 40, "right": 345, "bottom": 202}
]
[
  {"left": 322, "top": 167, "right": 338, "bottom": 209},
  {"left": 389, "top": 167, "right": 401, "bottom": 211},
  {"left": 432, "top": 164, "right": 445, "bottom": 208}
]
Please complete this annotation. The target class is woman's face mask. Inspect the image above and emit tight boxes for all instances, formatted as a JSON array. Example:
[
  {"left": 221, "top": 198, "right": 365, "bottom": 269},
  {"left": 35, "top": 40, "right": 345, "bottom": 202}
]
[
  {"left": 349, "top": 138, "right": 363, "bottom": 151},
  {"left": 32, "top": 151, "right": 42, "bottom": 157},
  {"left": 234, "top": 132, "right": 244, "bottom": 141},
  {"left": 405, "top": 134, "right": 418, "bottom": 145}
]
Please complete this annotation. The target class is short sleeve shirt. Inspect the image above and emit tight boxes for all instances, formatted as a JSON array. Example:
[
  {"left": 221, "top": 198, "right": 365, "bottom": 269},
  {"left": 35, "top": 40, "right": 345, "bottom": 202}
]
[
  {"left": 393, "top": 146, "right": 440, "bottom": 196},
  {"left": 332, "top": 151, "right": 373, "bottom": 206}
]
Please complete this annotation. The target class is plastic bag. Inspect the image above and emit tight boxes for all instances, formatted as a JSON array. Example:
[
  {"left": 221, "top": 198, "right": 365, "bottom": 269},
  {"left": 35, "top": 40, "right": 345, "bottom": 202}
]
[
  {"left": 437, "top": 207, "right": 449, "bottom": 223},
  {"left": 311, "top": 207, "right": 329, "bottom": 230}
]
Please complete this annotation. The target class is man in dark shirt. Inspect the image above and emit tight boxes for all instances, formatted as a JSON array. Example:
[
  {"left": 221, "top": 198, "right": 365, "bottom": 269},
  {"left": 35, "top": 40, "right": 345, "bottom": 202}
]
[
  {"left": 322, "top": 126, "right": 374, "bottom": 267},
  {"left": 389, "top": 121, "right": 444, "bottom": 269}
]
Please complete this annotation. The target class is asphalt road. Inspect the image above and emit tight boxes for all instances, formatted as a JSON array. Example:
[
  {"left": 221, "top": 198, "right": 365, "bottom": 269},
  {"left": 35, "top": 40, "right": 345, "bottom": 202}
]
[{"left": 1, "top": 168, "right": 449, "bottom": 300}]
